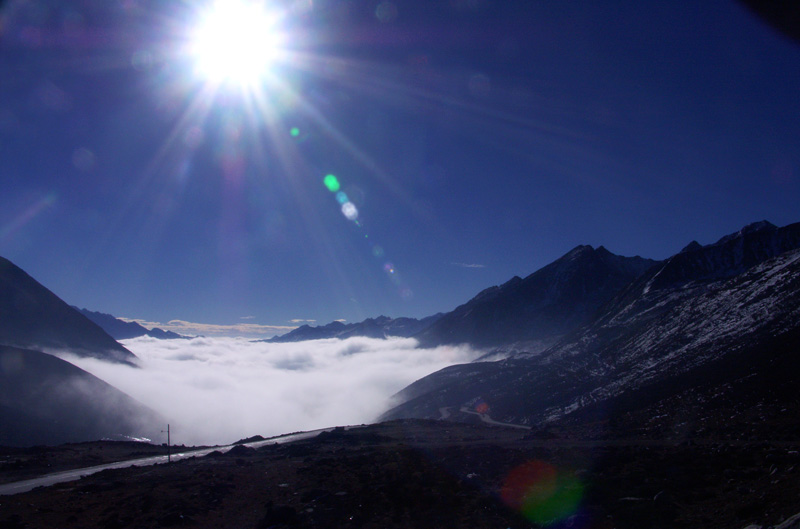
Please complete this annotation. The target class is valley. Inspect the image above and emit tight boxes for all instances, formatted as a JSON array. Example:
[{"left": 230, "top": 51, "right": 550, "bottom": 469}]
[{"left": 2, "top": 220, "right": 800, "bottom": 528}]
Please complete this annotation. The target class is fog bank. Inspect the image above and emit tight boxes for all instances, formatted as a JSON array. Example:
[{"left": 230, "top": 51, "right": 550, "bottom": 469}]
[{"left": 62, "top": 336, "right": 477, "bottom": 445}]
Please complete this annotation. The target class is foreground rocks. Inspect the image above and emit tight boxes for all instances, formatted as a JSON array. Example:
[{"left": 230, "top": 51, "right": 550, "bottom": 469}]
[{"left": 2, "top": 420, "right": 800, "bottom": 529}]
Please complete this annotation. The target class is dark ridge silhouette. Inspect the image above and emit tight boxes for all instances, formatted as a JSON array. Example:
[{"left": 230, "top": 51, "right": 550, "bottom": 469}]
[
  {"left": 384, "top": 221, "right": 800, "bottom": 428},
  {"left": 0, "top": 255, "right": 137, "bottom": 365},
  {"left": 0, "top": 345, "right": 164, "bottom": 446},
  {"left": 263, "top": 314, "right": 443, "bottom": 343},
  {"left": 414, "top": 245, "right": 657, "bottom": 348}
]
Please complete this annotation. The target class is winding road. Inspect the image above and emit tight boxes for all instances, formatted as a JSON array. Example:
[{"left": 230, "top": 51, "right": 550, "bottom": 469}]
[
  {"left": 0, "top": 429, "right": 327, "bottom": 496},
  {"left": 438, "top": 406, "right": 531, "bottom": 430}
]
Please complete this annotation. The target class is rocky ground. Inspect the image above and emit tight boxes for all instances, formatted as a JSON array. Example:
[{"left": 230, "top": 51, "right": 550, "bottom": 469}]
[{"left": 2, "top": 419, "right": 800, "bottom": 529}]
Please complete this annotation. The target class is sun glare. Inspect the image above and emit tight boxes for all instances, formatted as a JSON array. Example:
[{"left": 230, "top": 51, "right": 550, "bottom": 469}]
[{"left": 189, "top": 0, "right": 283, "bottom": 88}]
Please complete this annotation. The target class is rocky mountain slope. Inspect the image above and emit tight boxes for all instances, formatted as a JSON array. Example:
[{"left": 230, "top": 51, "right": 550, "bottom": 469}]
[
  {"left": 265, "top": 314, "right": 443, "bottom": 343},
  {"left": 0, "top": 256, "right": 137, "bottom": 365},
  {"left": 383, "top": 221, "right": 800, "bottom": 430},
  {"left": 74, "top": 308, "right": 185, "bottom": 340},
  {"left": 414, "top": 245, "right": 657, "bottom": 350}
]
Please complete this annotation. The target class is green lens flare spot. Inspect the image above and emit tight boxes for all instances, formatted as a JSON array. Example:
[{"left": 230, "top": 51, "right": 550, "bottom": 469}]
[
  {"left": 290, "top": 127, "right": 300, "bottom": 137},
  {"left": 323, "top": 174, "right": 340, "bottom": 193}
]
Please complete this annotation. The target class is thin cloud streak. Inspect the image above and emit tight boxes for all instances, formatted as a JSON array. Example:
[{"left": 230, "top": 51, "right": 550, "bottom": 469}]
[
  {"left": 62, "top": 336, "right": 479, "bottom": 445},
  {"left": 452, "top": 262, "right": 487, "bottom": 269}
]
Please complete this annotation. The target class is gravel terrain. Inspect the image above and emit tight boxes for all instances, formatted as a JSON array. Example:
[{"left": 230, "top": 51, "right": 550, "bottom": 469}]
[{"left": 2, "top": 419, "right": 800, "bottom": 529}]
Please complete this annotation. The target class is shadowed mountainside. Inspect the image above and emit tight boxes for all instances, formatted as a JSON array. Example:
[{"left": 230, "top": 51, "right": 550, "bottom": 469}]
[
  {"left": 383, "top": 221, "right": 800, "bottom": 429},
  {"left": 0, "top": 345, "right": 164, "bottom": 446},
  {"left": 0, "top": 256, "right": 136, "bottom": 365},
  {"left": 414, "top": 245, "right": 657, "bottom": 350}
]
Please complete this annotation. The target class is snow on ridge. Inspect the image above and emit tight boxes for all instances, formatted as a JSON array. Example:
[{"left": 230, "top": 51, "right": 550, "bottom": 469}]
[{"left": 540, "top": 248, "right": 800, "bottom": 423}]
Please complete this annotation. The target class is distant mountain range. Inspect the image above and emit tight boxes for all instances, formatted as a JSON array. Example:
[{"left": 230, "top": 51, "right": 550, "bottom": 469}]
[
  {"left": 74, "top": 307, "right": 186, "bottom": 341},
  {"left": 264, "top": 314, "right": 443, "bottom": 343},
  {"left": 0, "top": 256, "right": 137, "bottom": 366},
  {"left": 382, "top": 221, "right": 800, "bottom": 430}
]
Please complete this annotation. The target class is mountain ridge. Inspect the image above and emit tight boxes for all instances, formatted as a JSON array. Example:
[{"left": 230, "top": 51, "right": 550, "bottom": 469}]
[
  {"left": 263, "top": 314, "right": 444, "bottom": 343},
  {"left": 381, "top": 220, "right": 800, "bottom": 431},
  {"left": 0, "top": 255, "right": 137, "bottom": 365},
  {"left": 640, "top": 220, "right": 800, "bottom": 293},
  {"left": 413, "top": 244, "right": 658, "bottom": 350}
]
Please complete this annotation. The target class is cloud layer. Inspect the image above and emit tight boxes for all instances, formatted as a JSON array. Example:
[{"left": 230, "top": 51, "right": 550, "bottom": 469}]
[
  {"left": 62, "top": 336, "right": 477, "bottom": 446},
  {"left": 120, "top": 318, "right": 296, "bottom": 338}
]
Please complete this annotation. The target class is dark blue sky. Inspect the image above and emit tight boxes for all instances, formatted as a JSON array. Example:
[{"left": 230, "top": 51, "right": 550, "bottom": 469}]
[{"left": 1, "top": 0, "right": 799, "bottom": 334}]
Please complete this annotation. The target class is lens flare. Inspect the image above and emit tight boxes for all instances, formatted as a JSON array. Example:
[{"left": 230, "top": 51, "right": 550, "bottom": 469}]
[
  {"left": 71, "top": 147, "right": 96, "bottom": 172},
  {"left": 0, "top": 193, "right": 58, "bottom": 241},
  {"left": 323, "top": 174, "right": 341, "bottom": 193},
  {"left": 341, "top": 201, "right": 358, "bottom": 220},
  {"left": 501, "top": 460, "right": 583, "bottom": 526},
  {"left": 322, "top": 173, "right": 413, "bottom": 301}
]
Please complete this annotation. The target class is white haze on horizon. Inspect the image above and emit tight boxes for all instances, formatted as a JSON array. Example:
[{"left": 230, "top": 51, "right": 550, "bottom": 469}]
[{"left": 61, "top": 336, "right": 479, "bottom": 446}]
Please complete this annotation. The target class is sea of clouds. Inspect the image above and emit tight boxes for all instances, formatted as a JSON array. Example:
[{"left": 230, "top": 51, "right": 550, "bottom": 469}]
[{"left": 62, "top": 336, "right": 478, "bottom": 446}]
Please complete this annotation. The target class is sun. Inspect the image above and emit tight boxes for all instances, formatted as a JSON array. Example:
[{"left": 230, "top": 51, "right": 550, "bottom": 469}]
[{"left": 188, "top": 0, "right": 284, "bottom": 89}]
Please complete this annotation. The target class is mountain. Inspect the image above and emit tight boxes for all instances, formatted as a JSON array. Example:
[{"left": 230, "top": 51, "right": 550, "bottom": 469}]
[
  {"left": 382, "top": 221, "right": 800, "bottom": 432},
  {"left": 74, "top": 307, "right": 186, "bottom": 340},
  {"left": 265, "top": 244, "right": 656, "bottom": 349},
  {"left": 0, "top": 257, "right": 165, "bottom": 445},
  {"left": 636, "top": 220, "right": 800, "bottom": 292},
  {"left": 264, "top": 314, "right": 443, "bottom": 343},
  {"left": 414, "top": 245, "right": 657, "bottom": 351},
  {"left": 0, "top": 256, "right": 137, "bottom": 365},
  {"left": 0, "top": 344, "right": 164, "bottom": 446},
  {"left": 546, "top": 220, "right": 800, "bottom": 363}
]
